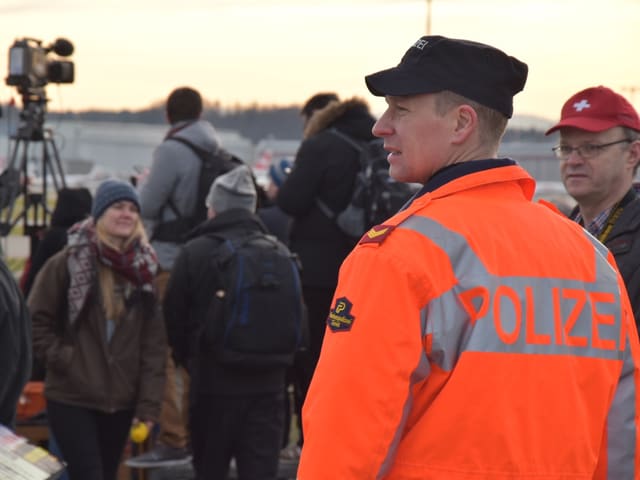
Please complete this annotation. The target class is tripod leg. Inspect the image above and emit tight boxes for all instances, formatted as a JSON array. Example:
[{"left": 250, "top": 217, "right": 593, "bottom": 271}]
[{"left": 0, "top": 137, "right": 29, "bottom": 236}]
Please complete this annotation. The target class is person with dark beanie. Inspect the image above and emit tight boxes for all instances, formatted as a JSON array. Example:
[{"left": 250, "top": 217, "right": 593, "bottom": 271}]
[
  {"left": 22, "top": 187, "right": 93, "bottom": 300},
  {"left": 28, "top": 179, "right": 166, "bottom": 480}
]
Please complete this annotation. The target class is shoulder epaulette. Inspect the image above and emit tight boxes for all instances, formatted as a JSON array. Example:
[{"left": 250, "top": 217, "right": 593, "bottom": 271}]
[{"left": 358, "top": 224, "right": 396, "bottom": 245}]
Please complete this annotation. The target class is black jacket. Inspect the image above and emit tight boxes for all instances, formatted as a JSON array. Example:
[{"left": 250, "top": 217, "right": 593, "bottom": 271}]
[
  {"left": 569, "top": 188, "right": 640, "bottom": 331},
  {"left": 600, "top": 191, "right": 640, "bottom": 331},
  {"left": 163, "top": 209, "right": 286, "bottom": 395},
  {"left": 276, "top": 98, "right": 376, "bottom": 288},
  {"left": 23, "top": 187, "right": 92, "bottom": 298},
  {"left": 0, "top": 258, "right": 31, "bottom": 428},
  {"left": 257, "top": 203, "right": 291, "bottom": 246}
]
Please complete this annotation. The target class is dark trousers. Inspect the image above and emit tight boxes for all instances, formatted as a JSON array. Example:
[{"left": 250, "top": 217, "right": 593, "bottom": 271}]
[
  {"left": 190, "top": 392, "right": 284, "bottom": 480},
  {"left": 47, "top": 399, "right": 134, "bottom": 480}
]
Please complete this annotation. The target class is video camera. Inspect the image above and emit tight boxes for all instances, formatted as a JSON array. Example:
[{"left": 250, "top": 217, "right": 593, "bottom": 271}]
[
  {"left": 4, "top": 37, "right": 75, "bottom": 141},
  {"left": 5, "top": 37, "right": 74, "bottom": 93}
]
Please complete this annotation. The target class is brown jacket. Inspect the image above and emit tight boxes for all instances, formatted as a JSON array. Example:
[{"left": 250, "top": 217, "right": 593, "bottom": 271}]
[{"left": 28, "top": 249, "right": 167, "bottom": 421}]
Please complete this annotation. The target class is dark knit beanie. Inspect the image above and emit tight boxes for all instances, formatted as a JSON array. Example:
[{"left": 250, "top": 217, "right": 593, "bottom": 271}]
[
  {"left": 51, "top": 187, "right": 93, "bottom": 227},
  {"left": 92, "top": 179, "right": 140, "bottom": 220},
  {"left": 206, "top": 165, "right": 257, "bottom": 213}
]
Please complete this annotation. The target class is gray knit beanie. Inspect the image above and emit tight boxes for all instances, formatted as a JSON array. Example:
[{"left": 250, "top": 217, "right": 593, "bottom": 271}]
[
  {"left": 206, "top": 165, "right": 257, "bottom": 213},
  {"left": 92, "top": 179, "right": 140, "bottom": 220}
]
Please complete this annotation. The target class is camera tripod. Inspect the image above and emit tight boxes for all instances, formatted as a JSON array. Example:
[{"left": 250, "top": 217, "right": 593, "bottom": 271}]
[{"left": 0, "top": 98, "right": 66, "bottom": 254}]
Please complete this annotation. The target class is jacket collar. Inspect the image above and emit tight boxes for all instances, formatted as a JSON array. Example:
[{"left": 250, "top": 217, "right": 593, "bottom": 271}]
[
  {"left": 420, "top": 158, "right": 516, "bottom": 194},
  {"left": 187, "top": 209, "right": 266, "bottom": 240},
  {"left": 400, "top": 160, "right": 536, "bottom": 216},
  {"left": 303, "top": 98, "right": 371, "bottom": 138}
]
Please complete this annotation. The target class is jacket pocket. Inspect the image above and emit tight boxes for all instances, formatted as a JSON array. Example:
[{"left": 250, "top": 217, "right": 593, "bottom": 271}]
[{"left": 46, "top": 342, "right": 74, "bottom": 374}]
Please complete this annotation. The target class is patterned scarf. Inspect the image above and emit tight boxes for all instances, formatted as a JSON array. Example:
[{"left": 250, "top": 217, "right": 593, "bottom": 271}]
[{"left": 67, "top": 218, "right": 158, "bottom": 326}]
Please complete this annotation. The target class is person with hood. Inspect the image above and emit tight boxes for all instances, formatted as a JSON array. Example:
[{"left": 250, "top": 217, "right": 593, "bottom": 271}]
[
  {"left": 276, "top": 93, "right": 376, "bottom": 447},
  {"left": 164, "top": 165, "right": 295, "bottom": 479},
  {"left": 28, "top": 179, "right": 166, "bottom": 480},
  {"left": 132, "top": 86, "right": 219, "bottom": 467},
  {"left": 22, "top": 187, "right": 93, "bottom": 299}
]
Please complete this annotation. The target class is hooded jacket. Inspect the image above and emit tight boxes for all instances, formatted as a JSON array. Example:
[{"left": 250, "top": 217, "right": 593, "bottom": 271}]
[
  {"left": 163, "top": 209, "right": 286, "bottom": 396},
  {"left": 277, "top": 98, "right": 376, "bottom": 288},
  {"left": 140, "top": 119, "right": 220, "bottom": 270},
  {"left": 28, "top": 249, "right": 167, "bottom": 421},
  {"left": 23, "top": 187, "right": 93, "bottom": 298}
]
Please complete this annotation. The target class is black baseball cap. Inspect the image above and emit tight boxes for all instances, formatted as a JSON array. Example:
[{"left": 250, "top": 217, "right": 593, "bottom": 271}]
[{"left": 365, "top": 35, "right": 528, "bottom": 118}]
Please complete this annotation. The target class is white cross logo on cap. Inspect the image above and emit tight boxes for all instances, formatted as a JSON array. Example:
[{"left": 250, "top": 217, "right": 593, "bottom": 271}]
[{"left": 573, "top": 99, "right": 591, "bottom": 112}]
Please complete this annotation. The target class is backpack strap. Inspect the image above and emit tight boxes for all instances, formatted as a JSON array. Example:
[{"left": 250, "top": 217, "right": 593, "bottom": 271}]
[
  {"left": 169, "top": 136, "right": 212, "bottom": 162},
  {"left": 163, "top": 136, "right": 211, "bottom": 219},
  {"left": 328, "top": 128, "right": 365, "bottom": 153},
  {"left": 315, "top": 128, "right": 364, "bottom": 219}
]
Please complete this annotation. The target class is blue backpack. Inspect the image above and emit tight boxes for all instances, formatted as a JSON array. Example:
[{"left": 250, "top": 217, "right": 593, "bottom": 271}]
[{"left": 202, "top": 232, "right": 307, "bottom": 370}]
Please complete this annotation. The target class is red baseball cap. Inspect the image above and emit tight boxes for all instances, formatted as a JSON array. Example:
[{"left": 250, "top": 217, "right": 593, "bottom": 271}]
[{"left": 545, "top": 85, "right": 640, "bottom": 135}]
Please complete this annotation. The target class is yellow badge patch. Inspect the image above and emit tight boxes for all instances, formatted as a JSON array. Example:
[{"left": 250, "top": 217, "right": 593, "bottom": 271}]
[
  {"left": 327, "top": 297, "right": 355, "bottom": 332},
  {"left": 359, "top": 224, "right": 396, "bottom": 245}
]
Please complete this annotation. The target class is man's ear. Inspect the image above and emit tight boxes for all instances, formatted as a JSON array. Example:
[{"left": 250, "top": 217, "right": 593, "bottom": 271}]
[
  {"left": 451, "top": 104, "right": 478, "bottom": 145},
  {"left": 626, "top": 139, "right": 640, "bottom": 172}
]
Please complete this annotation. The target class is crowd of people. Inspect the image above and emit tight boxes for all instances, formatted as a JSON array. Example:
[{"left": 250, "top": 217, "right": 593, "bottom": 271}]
[{"left": 0, "top": 33, "right": 639, "bottom": 480}]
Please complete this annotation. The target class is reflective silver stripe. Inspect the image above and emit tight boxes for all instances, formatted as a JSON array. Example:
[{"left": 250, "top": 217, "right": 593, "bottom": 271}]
[
  {"left": 400, "top": 215, "right": 624, "bottom": 370},
  {"left": 377, "top": 348, "right": 431, "bottom": 479},
  {"left": 583, "top": 228, "right": 637, "bottom": 478},
  {"left": 607, "top": 334, "right": 637, "bottom": 479}
]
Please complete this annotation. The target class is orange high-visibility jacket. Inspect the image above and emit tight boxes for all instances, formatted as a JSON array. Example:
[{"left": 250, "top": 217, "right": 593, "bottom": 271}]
[{"left": 298, "top": 164, "right": 640, "bottom": 480}]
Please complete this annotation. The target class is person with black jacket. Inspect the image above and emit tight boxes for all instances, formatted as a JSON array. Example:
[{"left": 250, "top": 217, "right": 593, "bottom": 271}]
[
  {"left": 22, "top": 187, "right": 92, "bottom": 299},
  {"left": 0, "top": 256, "right": 31, "bottom": 429},
  {"left": 164, "top": 165, "right": 290, "bottom": 480},
  {"left": 545, "top": 85, "right": 640, "bottom": 331},
  {"left": 276, "top": 93, "right": 376, "bottom": 447},
  {"left": 20, "top": 188, "right": 92, "bottom": 387}
]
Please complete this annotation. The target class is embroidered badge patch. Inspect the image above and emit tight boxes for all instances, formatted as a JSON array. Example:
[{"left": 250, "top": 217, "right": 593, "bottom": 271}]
[
  {"left": 359, "top": 224, "right": 396, "bottom": 245},
  {"left": 327, "top": 297, "right": 355, "bottom": 332}
]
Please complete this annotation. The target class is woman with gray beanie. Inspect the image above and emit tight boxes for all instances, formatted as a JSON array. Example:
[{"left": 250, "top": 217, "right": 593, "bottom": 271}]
[{"left": 28, "top": 179, "right": 167, "bottom": 480}]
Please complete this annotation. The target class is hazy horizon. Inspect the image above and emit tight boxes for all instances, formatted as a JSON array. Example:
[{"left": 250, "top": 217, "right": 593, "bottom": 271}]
[{"left": 1, "top": 0, "right": 638, "bottom": 121}]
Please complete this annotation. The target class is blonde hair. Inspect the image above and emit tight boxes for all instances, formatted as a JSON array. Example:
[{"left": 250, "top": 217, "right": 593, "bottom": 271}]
[
  {"left": 434, "top": 90, "right": 508, "bottom": 148},
  {"left": 95, "top": 216, "right": 147, "bottom": 319}
]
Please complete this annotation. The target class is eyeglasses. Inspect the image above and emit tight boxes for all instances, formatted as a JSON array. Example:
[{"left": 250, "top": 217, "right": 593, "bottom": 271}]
[{"left": 552, "top": 138, "right": 633, "bottom": 160}]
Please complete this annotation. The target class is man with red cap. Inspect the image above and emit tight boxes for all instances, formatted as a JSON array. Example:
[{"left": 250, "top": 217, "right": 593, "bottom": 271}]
[{"left": 546, "top": 85, "right": 640, "bottom": 331}]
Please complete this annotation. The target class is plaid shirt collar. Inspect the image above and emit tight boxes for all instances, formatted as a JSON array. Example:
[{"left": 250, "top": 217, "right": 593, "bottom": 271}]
[{"left": 574, "top": 207, "right": 613, "bottom": 238}]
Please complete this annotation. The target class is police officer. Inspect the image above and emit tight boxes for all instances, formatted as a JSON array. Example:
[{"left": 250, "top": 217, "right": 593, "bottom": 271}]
[{"left": 297, "top": 36, "right": 640, "bottom": 479}]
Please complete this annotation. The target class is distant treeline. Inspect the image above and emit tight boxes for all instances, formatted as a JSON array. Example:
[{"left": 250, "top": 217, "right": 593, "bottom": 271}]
[
  {"left": 48, "top": 104, "right": 305, "bottom": 144},
  {"left": 6, "top": 103, "right": 546, "bottom": 144}
]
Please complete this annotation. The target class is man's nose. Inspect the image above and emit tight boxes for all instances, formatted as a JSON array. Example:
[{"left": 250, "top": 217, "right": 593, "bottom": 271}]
[
  {"left": 372, "top": 114, "right": 392, "bottom": 138},
  {"left": 564, "top": 149, "right": 584, "bottom": 164}
]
